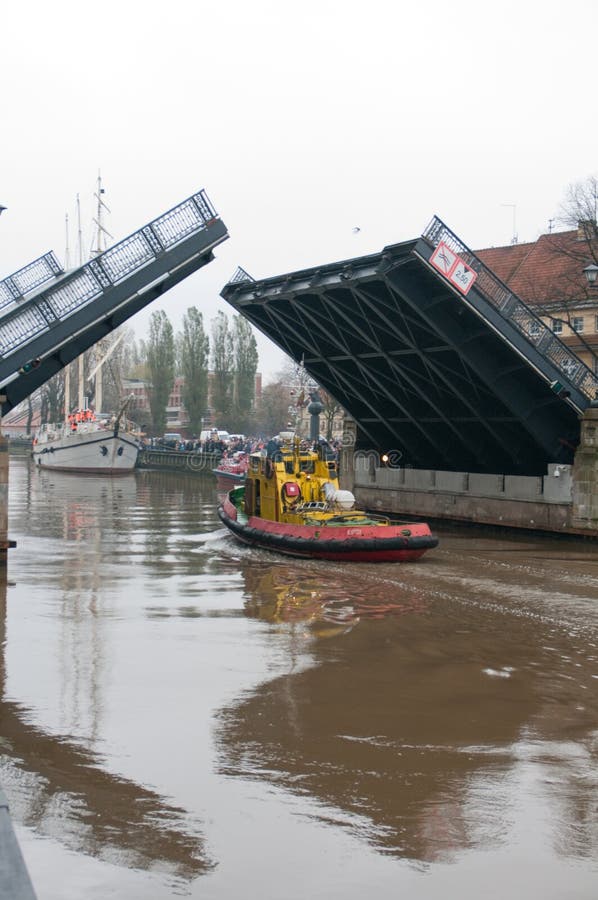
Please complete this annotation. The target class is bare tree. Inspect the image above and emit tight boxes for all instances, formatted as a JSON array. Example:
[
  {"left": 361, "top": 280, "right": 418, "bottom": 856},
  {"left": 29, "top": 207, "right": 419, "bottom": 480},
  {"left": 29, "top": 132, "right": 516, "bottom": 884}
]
[
  {"left": 539, "top": 174, "right": 598, "bottom": 365},
  {"left": 318, "top": 387, "right": 343, "bottom": 441},
  {"left": 272, "top": 357, "right": 343, "bottom": 438},
  {"left": 253, "top": 382, "right": 294, "bottom": 438},
  {"left": 557, "top": 175, "right": 598, "bottom": 246}
]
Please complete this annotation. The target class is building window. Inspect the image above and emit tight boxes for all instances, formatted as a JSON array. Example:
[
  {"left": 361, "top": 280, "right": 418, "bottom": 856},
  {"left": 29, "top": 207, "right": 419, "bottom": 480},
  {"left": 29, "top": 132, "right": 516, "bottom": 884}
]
[
  {"left": 595, "top": 314, "right": 598, "bottom": 333},
  {"left": 552, "top": 319, "right": 563, "bottom": 334},
  {"left": 571, "top": 316, "right": 584, "bottom": 333}
]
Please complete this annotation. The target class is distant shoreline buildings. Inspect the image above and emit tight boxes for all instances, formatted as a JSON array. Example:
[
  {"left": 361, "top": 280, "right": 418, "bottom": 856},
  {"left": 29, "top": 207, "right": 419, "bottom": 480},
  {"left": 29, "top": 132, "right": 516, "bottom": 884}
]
[{"left": 2, "top": 371, "right": 263, "bottom": 438}]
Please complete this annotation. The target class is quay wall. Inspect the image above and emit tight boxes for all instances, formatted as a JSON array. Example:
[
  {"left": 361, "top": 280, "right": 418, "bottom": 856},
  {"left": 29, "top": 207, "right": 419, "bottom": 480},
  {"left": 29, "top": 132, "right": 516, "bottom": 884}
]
[
  {"left": 136, "top": 448, "right": 222, "bottom": 474},
  {"left": 350, "top": 463, "right": 578, "bottom": 534},
  {"left": 340, "top": 410, "right": 598, "bottom": 538}
]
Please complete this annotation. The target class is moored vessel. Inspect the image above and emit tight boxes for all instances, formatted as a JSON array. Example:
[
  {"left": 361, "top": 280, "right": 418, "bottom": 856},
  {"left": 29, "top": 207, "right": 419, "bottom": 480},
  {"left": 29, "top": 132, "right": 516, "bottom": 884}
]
[
  {"left": 32, "top": 407, "right": 139, "bottom": 474},
  {"left": 213, "top": 451, "right": 249, "bottom": 489}
]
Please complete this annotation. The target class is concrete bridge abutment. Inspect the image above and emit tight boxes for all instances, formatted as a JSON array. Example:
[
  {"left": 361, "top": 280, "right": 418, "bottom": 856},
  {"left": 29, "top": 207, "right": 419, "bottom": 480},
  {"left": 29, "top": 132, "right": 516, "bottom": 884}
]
[
  {"left": 340, "top": 417, "right": 598, "bottom": 538},
  {"left": 571, "top": 405, "right": 598, "bottom": 531}
]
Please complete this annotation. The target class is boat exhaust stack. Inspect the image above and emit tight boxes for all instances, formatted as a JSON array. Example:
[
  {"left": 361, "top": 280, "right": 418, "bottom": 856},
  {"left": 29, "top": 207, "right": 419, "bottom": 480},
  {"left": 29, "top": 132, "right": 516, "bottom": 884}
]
[{"left": 307, "top": 390, "right": 324, "bottom": 442}]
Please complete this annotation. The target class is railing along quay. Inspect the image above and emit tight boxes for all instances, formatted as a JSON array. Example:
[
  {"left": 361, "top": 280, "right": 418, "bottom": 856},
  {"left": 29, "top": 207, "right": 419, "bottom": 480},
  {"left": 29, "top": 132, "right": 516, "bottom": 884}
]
[
  {"left": 0, "top": 788, "right": 37, "bottom": 899},
  {"left": 136, "top": 449, "right": 223, "bottom": 474}
]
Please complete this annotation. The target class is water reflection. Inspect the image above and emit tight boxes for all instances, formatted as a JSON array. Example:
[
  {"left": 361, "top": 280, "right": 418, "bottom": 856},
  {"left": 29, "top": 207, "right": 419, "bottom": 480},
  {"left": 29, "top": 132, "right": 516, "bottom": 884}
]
[
  {"left": 5, "top": 459, "right": 598, "bottom": 897},
  {"left": 216, "top": 557, "right": 598, "bottom": 863},
  {"left": 242, "top": 561, "right": 428, "bottom": 636},
  {"left": 2, "top": 467, "right": 215, "bottom": 882}
]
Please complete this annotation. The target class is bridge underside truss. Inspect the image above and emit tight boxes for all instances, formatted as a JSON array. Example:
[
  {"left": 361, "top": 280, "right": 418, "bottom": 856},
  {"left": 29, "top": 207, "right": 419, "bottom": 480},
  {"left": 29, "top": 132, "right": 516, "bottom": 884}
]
[{"left": 222, "top": 238, "right": 584, "bottom": 475}]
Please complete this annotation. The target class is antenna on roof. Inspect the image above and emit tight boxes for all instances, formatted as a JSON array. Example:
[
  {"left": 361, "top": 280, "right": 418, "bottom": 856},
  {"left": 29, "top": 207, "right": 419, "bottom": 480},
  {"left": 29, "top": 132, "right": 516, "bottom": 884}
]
[
  {"left": 548, "top": 218, "right": 555, "bottom": 233},
  {"left": 501, "top": 203, "right": 518, "bottom": 245}
]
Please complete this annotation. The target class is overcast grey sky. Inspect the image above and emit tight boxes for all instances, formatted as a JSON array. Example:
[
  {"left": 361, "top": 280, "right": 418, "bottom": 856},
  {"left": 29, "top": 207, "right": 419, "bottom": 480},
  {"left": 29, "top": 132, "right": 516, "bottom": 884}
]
[{"left": 2, "top": 0, "right": 596, "bottom": 380}]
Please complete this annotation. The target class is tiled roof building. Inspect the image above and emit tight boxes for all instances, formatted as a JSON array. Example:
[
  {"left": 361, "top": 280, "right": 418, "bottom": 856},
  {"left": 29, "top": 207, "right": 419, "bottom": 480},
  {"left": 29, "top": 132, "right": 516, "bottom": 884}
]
[{"left": 476, "top": 226, "right": 598, "bottom": 372}]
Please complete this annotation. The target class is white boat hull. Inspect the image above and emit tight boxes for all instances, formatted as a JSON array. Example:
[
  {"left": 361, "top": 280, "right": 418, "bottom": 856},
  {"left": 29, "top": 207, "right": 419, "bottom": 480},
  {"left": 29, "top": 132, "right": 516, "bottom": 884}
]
[{"left": 32, "top": 429, "right": 139, "bottom": 474}]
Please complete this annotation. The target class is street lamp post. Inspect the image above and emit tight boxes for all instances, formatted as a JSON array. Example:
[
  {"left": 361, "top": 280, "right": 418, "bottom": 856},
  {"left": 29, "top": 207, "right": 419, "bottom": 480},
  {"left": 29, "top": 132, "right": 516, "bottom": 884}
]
[{"left": 583, "top": 263, "right": 598, "bottom": 286}]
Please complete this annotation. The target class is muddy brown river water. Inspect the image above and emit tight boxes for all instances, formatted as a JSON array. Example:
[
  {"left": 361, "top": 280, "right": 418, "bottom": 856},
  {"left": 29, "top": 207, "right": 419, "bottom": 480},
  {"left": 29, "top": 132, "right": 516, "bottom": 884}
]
[{"left": 1, "top": 456, "right": 597, "bottom": 899}]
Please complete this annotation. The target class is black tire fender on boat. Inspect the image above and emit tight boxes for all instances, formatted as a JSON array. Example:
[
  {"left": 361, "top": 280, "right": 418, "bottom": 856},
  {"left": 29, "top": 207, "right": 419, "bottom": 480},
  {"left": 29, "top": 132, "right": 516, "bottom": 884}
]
[{"left": 217, "top": 505, "right": 439, "bottom": 556}]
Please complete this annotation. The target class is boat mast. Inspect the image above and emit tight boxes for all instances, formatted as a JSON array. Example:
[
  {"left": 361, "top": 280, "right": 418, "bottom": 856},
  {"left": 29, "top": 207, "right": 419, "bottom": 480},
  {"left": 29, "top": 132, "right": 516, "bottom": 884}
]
[
  {"left": 64, "top": 213, "right": 71, "bottom": 423},
  {"left": 90, "top": 172, "right": 113, "bottom": 414},
  {"left": 76, "top": 193, "right": 85, "bottom": 411}
]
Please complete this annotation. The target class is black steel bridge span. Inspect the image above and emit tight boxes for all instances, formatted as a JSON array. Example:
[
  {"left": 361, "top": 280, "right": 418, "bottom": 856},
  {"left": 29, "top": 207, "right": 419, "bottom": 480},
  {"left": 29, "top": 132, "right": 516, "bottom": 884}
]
[
  {"left": 222, "top": 218, "right": 598, "bottom": 476},
  {"left": 0, "top": 189, "right": 228, "bottom": 416}
]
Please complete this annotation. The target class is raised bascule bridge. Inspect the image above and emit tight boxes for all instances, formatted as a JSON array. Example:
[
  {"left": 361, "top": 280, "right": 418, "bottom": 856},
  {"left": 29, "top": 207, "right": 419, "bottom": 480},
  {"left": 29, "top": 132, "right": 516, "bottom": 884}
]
[
  {"left": 221, "top": 217, "right": 598, "bottom": 534},
  {"left": 0, "top": 189, "right": 228, "bottom": 416},
  {"left": 0, "top": 189, "right": 228, "bottom": 562},
  {"left": 221, "top": 218, "right": 598, "bottom": 537}
]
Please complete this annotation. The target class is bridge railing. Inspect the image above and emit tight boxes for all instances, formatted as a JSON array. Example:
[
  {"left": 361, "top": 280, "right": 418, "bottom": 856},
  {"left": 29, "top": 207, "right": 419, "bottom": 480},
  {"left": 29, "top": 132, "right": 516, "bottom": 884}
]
[
  {"left": 421, "top": 216, "right": 598, "bottom": 403},
  {"left": 0, "top": 252, "right": 63, "bottom": 313},
  {"left": 227, "top": 266, "right": 254, "bottom": 285},
  {"left": 0, "top": 190, "right": 219, "bottom": 361}
]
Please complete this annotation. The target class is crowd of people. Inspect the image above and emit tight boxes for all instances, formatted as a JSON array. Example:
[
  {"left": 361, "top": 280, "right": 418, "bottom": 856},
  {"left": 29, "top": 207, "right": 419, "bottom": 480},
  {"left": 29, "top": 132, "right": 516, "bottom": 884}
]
[
  {"left": 142, "top": 434, "right": 257, "bottom": 455},
  {"left": 141, "top": 432, "right": 343, "bottom": 461}
]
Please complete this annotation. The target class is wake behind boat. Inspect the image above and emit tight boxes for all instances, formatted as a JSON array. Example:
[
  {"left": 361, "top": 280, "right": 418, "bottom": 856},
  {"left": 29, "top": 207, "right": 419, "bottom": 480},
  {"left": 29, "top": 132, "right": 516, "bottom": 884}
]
[
  {"left": 217, "top": 393, "right": 438, "bottom": 562},
  {"left": 33, "top": 407, "right": 139, "bottom": 474}
]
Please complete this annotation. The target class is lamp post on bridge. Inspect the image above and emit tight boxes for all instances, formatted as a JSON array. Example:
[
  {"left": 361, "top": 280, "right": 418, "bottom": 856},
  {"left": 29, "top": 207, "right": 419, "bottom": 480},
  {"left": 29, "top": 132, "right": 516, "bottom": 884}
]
[
  {"left": 583, "top": 263, "right": 598, "bottom": 287},
  {"left": 582, "top": 263, "right": 598, "bottom": 406}
]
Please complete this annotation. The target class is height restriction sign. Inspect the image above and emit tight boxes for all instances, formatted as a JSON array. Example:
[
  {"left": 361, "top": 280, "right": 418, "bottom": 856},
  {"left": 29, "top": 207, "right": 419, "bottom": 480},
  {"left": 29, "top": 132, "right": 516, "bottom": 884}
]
[{"left": 429, "top": 241, "right": 478, "bottom": 296}]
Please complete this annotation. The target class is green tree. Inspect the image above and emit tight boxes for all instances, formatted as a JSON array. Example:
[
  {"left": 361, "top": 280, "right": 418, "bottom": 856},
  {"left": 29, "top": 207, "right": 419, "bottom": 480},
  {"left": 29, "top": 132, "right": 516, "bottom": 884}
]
[
  {"left": 180, "top": 307, "right": 210, "bottom": 436},
  {"left": 210, "top": 311, "right": 233, "bottom": 424},
  {"left": 146, "top": 310, "right": 175, "bottom": 435},
  {"left": 233, "top": 314, "right": 258, "bottom": 432}
]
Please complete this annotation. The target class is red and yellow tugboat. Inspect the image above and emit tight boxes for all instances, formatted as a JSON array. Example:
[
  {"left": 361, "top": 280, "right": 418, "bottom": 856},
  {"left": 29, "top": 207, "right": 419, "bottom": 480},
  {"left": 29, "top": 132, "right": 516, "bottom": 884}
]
[{"left": 217, "top": 394, "right": 438, "bottom": 563}]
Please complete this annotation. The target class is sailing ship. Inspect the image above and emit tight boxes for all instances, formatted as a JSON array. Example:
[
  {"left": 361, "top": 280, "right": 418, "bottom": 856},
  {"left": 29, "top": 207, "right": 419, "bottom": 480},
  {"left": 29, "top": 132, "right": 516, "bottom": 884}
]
[
  {"left": 32, "top": 175, "right": 140, "bottom": 474},
  {"left": 32, "top": 399, "right": 139, "bottom": 474}
]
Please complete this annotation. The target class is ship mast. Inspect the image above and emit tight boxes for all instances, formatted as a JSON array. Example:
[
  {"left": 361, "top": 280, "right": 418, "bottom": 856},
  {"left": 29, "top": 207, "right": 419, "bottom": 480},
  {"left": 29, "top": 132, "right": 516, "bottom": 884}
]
[
  {"left": 89, "top": 172, "right": 113, "bottom": 414},
  {"left": 76, "top": 193, "right": 85, "bottom": 411},
  {"left": 64, "top": 213, "right": 71, "bottom": 423}
]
